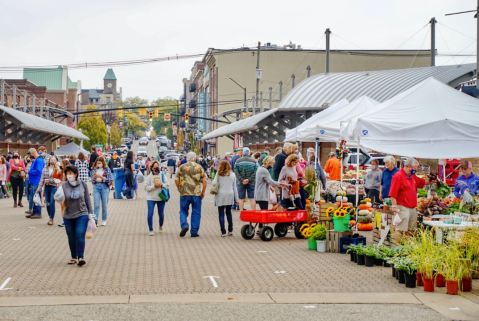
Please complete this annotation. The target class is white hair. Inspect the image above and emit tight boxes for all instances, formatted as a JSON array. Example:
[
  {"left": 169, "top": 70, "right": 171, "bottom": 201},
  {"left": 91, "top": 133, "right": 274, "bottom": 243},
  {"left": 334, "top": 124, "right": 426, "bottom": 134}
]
[
  {"left": 404, "top": 157, "right": 419, "bottom": 167},
  {"left": 187, "top": 152, "right": 197, "bottom": 161},
  {"left": 384, "top": 156, "right": 396, "bottom": 165}
]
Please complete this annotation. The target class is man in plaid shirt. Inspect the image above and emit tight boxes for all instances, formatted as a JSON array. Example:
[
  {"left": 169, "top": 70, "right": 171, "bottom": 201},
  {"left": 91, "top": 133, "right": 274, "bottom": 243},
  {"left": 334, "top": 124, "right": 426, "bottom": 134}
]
[{"left": 234, "top": 147, "right": 258, "bottom": 211}]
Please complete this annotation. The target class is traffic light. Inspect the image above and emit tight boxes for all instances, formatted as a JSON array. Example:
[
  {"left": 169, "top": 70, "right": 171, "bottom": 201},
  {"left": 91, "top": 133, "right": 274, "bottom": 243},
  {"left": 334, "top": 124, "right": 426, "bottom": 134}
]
[
  {"left": 140, "top": 108, "right": 146, "bottom": 116},
  {"left": 149, "top": 111, "right": 153, "bottom": 122},
  {"left": 185, "top": 113, "right": 189, "bottom": 123},
  {"left": 117, "top": 106, "right": 123, "bottom": 118},
  {"left": 154, "top": 107, "right": 159, "bottom": 118}
]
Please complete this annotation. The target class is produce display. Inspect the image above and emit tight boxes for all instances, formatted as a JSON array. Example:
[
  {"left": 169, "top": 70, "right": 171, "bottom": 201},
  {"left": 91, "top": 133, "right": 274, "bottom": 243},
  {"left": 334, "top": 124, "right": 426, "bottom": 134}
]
[{"left": 428, "top": 172, "right": 452, "bottom": 199}]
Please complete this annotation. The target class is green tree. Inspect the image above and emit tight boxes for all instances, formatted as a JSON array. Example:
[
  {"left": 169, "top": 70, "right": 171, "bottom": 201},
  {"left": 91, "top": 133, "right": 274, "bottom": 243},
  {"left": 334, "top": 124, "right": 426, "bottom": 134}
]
[
  {"left": 74, "top": 104, "right": 108, "bottom": 148},
  {"left": 166, "top": 125, "right": 173, "bottom": 140},
  {"left": 124, "top": 111, "right": 148, "bottom": 137},
  {"left": 151, "top": 97, "right": 179, "bottom": 135},
  {"left": 117, "top": 96, "right": 149, "bottom": 115},
  {"left": 110, "top": 122, "right": 123, "bottom": 148},
  {"left": 189, "top": 131, "right": 195, "bottom": 147},
  {"left": 150, "top": 129, "right": 157, "bottom": 139}
]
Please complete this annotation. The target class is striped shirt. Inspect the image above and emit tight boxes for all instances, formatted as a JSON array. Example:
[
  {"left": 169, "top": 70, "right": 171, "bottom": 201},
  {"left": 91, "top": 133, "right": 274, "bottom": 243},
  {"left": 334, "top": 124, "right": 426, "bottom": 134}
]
[{"left": 234, "top": 155, "right": 259, "bottom": 185}]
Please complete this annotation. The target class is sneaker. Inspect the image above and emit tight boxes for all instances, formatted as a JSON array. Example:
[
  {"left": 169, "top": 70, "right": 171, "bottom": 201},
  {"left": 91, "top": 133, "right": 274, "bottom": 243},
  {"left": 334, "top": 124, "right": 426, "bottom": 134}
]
[
  {"left": 58, "top": 222, "right": 65, "bottom": 227},
  {"left": 191, "top": 234, "right": 200, "bottom": 238},
  {"left": 179, "top": 227, "right": 189, "bottom": 237},
  {"left": 149, "top": 231, "right": 154, "bottom": 236},
  {"left": 228, "top": 232, "right": 233, "bottom": 236},
  {"left": 121, "top": 193, "right": 127, "bottom": 200},
  {"left": 101, "top": 221, "right": 107, "bottom": 226},
  {"left": 159, "top": 226, "right": 163, "bottom": 233},
  {"left": 221, "top": 234, "right": 226, "bottom": 237},
  {"left": 95, "top": 220, "right": 98, "bottom": 227}
]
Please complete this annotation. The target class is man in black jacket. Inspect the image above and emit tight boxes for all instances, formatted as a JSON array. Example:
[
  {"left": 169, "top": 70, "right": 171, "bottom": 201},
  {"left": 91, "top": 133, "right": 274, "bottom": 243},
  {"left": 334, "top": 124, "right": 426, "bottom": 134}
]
[
  {"left": 108, "top": 151, "right": 122, "bottom": 190},
  {"left": 167, "top": 156, "right": 176, "bottom": 178},
  {"left": 89, "top": 145, "right": 98, "bottom": 181},
  {"left": 273, "top": 143, "right": 291, "bottom": 180}
]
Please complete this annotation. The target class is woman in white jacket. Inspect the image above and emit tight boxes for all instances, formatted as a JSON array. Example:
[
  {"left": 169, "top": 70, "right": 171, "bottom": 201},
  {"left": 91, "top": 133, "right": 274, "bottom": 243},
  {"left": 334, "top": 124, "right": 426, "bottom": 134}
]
[
  {"left": 144, "top": 160, "right": 169, "bottom": 236},
  {"left": 212, "top": 160, "right": 239, "bottom": 237}
]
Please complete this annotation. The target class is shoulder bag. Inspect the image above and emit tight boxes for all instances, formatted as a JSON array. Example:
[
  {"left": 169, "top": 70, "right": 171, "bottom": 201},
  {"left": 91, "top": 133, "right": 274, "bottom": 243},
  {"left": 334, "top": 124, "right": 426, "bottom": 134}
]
[{"left": 210, "top": 176, "right": 220, "bottom": 195}]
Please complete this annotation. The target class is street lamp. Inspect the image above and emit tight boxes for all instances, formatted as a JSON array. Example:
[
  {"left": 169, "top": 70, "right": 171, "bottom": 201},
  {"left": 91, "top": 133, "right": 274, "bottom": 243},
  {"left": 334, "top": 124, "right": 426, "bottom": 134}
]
[{"left": 225, "top": 77, "right": 247, "bottom": 117}]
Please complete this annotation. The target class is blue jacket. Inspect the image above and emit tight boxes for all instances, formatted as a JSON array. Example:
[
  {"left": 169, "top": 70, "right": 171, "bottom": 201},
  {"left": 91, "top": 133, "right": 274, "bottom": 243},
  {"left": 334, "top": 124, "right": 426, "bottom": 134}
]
[
  {"left": 167, "top": 158, "right": 176, "bottom": 166},
  {"left": 454, "top": 173, "right": 479, "bottom": 197},
  {"left": 381, "top": 166, "right": 399, "bottom": 198},
  {"left": 28, "top": 156, "right": 45, "bottom": 185},
  {"left": 230, "top": 155, "right": 241, "bottom": 170},
  {"left": 180, "top": 158, "right": 187, "bottom": 165}
]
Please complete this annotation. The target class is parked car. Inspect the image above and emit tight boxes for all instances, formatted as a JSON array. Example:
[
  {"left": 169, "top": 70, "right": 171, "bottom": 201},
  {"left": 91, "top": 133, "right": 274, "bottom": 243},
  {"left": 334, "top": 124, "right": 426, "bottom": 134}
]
[
  {"left": 137, "top": 147, "right": 148, "bottom": 158},
  {"left": 139, "top": 137, "right": 148, "bottom": 146}
]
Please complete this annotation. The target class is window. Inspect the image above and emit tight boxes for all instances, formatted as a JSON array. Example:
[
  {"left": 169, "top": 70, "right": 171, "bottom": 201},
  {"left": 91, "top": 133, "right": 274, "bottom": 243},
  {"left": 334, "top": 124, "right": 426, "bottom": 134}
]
[{"left": 106, "top": 97, "right": 111, "bottom": 104}]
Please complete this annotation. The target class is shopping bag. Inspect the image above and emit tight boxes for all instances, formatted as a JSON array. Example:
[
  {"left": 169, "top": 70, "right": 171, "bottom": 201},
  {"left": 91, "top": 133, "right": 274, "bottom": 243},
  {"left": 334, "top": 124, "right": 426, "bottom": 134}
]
[
  {"left": 85, "top": 217, "right": 97, "bottom": 239},
  {"left": 269, "top": 189, "right": 277, "bottom": 204},
  {"left": 53, "top": 186, "right": 65, "bottom": 203},
  {"left": 136, "top": 171, "right": 145, "bottom": 183},
  {"left": 33, "top": 193, "right": 42, "bottom": 206},
  {"left": 211, "top": 170, "right": 215, "bottom": 180},
  {"left": 158, "top": 188, "right": 170, "bottom": 202},
  {"left": 210, "top": 183, "right": 220, "bottom": 195},
  {"left": 393, "top": 213, "right": 402, "bottom": 227}
]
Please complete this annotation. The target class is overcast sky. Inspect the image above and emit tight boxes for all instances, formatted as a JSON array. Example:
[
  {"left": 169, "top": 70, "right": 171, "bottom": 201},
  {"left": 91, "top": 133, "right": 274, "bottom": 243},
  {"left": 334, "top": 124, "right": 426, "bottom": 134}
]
[{"left": 0, "top": 0, "right": 476, "bottom": 101}]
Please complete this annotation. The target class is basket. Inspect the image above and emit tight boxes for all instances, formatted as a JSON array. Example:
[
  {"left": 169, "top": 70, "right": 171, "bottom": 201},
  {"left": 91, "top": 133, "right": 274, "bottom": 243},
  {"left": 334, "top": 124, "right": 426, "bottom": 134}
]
[{"left": 333, "top": 214, "right": 350, "bottom": 232}]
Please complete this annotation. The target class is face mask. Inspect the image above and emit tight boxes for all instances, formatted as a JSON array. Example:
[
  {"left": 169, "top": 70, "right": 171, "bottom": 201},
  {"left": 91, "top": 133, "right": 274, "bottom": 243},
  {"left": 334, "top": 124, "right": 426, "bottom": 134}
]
[
  {"left": 372, "top": 165, "right": 377, "bottom": 170},
  {"left": 113, "top": 155, "right": 117, "bottom": 159},
  {"left": 153, "top": 167, "right": 159, "bottom": 173},
  {"left": 67, "top": 174, "right": 75, "bottom": 182},
  {"left": 13, "top": 156, "right": 19, "bottom": 159},
  {"left": 410, "top": 169, "right": 417, "bottom": 175},
  {"left": 39, "top": 152, "right": 43, "bottom": 155},
  {"left": 50, "top": 161, "right": 56, "bottom": 165}
]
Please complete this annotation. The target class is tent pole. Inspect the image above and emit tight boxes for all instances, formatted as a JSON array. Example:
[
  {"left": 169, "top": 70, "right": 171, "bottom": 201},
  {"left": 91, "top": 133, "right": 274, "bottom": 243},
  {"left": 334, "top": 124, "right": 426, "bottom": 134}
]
[
  {"left": 356, "top": 141, "right": 360, "bottom": 234},
  {"left": 315, "top": 138, "right": 319, "bottom": 170}
]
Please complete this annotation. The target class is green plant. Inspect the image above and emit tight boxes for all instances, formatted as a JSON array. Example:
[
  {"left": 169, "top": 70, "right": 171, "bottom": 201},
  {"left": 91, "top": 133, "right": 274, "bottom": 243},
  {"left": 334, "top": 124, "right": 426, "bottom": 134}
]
[
  {"left": 362, "top": 245, "right": 378, "bottom": 257},
  {"left": 354, "top": 244, "right": 366, "bottom": 256},
  {"left": 345, "top": 244, "right": 360, "bottom": 254},
  {"left": 310, "top": 224, "right": 327, "bottom": 241},
  {"left": 379, "top": 246, "right": 397, "bottom": 261}
]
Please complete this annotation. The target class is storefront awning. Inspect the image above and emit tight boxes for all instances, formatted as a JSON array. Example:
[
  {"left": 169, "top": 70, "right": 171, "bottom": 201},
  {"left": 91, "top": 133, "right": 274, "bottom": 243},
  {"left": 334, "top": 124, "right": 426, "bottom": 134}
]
[{"left": 0, "top": 105, "right": 89, "bottom": 144}]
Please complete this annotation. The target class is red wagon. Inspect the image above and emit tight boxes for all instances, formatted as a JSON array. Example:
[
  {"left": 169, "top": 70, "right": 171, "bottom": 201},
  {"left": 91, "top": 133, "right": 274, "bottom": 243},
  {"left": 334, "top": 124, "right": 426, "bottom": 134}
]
[{"left": 240, "top": 209, "right": 308, "bottom": 241}]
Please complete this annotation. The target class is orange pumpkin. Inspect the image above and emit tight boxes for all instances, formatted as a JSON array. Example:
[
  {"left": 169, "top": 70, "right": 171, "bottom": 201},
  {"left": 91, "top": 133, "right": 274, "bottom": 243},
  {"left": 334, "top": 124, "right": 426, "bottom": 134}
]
[
  {"left": 306, "top": 199, "right": 311, "bottom": 204},
  {"left": 358, "top": 204, "right": 368, "bottom": 210},
  {"left": 357, "top": 223, "right": 373, "bottom": 231},
  {"left": 349, "top": 220, "right": 356, "bottom": 226}
]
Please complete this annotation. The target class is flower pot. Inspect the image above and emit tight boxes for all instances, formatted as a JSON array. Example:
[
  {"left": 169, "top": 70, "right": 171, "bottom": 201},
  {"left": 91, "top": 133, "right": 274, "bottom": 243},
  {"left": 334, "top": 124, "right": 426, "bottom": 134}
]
[
  {"left": 384, "top": 261, "right": 391, "bottom": 268},
  {"left": 354, "top": 252, "right": 358, "bottom": 263},
  {"left": 357, "top": 254, "right": 365, "bottom": 265},
  {"left": 405, "top": 272, "right": 417, "bottom": 288},
  {"left": 374, "top": 258, "right": 383, "bottom": 266},
  {"left": 461, "top": 277, "right": 472, "bottom": 292},
  {"left": 316, "top": 240, "right": 326, "bottom": 252},
  {"left": 446, "top": 280, "right": 459, "bottom": 295},
  {"left": 398, "top": 270, "right": 406, "bottom": 284},
  {"left": 417, "top": 272, "right": 424, "bottom": 286},
  {"left": 350, "top": 251, "right": 356, "bottom": 262},
  {"left": 423, "top": 278, "right": 435, "bottom": 292},
  {"left": 365, "top": 255, "right": 375, "bottom": 267},
  {"left": 392, "top": 266, "right": 396, "bottom": 277},
  {"left": 308, "top": 238, "right": 317, "bottom": 251},
  {"left": 435, "top": 273, "right": 446, "bottom": 287},
  {"left": 396, "top": 268, "right": 399, "bottom": 280}
]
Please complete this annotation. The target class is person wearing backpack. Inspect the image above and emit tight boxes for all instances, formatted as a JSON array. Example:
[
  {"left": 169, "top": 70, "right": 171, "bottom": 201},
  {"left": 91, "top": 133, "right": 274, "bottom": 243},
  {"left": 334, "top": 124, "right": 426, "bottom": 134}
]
[{"left": 144, "top": 160, "right": 169, "bottom": 236}]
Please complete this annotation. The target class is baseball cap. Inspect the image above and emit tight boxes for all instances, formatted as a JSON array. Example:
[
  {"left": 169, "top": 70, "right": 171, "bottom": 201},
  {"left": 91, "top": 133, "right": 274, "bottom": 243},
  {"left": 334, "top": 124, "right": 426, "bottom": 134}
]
[
  {"left": 8, "top": 151, "right": 12, "bottom": 155},
  {"left": 328, "top": 152, "right": 336, "bottom": 156},
  {"left": 233, "top": 148, "right": 238, "bottom": 152},
  {"left": 243, "top": 147, "right": 251, "bottom": 154},
  {"left": 460, "top": 161, "right": 472, "bottom": 169}
]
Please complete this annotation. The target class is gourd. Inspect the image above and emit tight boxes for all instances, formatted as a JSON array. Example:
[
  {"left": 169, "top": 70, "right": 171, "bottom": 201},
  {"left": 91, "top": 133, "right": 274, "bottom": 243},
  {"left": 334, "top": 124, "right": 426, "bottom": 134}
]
[
  {"left": 358, "top": 223, "right": 373, "bottom": 231},
  {"left": 366, "top": 202, "right": 372, "bottom": 207},
  {"left": 336, "top": 196, "right": 343, "bottom": 202},
  {"left": 364, "top": 198, "right": 371, "bottom": 203},
  {"left": 358, "top": 209, "right": 370, "bottom": 216},
  {"left": 349, "top": 220, "right": 356, "bottom": 226},
  {"left": 358, "top": 204, "right": 368, "bottom": 210},
  {"left": 359, "top": 200, "right": 367, "bottom": 205},
  {"left": 342, "top": 196, "right": 348, "bottom": 202}
]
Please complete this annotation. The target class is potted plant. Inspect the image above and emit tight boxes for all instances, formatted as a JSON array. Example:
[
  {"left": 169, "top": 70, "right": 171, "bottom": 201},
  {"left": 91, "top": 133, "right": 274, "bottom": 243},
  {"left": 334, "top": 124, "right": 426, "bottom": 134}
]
[
  {"left": 380, "top": 246, "right": 396, "bottom": 268},
  {"left": 363, "top": 246, "right": 377, "bottom": 267},
  {"left": 403, "top": 258, "right": 418, "bottom": 288},
  {"left": 346, "top": 244, "right": 358, "bottom": 262},
  {"left": 355, "top": 244, "right": 366, "bottom": 266},
  {"left": 300, "top": 223, "right": 318, "bottom": 250},
  {"left": 437, "top": 245, "right": 462, "bottom": 295},
  {"left": 394, "top": 258, "right": 407, "bottom": 284},
  {"left": 310, "top": 224, "right": 327, "bottom": 252},
  {"left": 374, "top": 249, "right": 384, "bottom": 266},
  {"left": 411, "top": 230, "right": 438, "bottom": 292}
]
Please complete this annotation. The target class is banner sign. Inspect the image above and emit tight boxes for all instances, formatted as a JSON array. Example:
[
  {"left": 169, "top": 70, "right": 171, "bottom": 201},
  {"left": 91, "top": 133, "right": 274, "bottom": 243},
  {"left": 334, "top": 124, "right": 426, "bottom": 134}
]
[
  {"left": 198, "top": 92, "right": 206, "bottom": 131},
  {"left": 173, "top": 125, "right": 178, "bottom": 136}
]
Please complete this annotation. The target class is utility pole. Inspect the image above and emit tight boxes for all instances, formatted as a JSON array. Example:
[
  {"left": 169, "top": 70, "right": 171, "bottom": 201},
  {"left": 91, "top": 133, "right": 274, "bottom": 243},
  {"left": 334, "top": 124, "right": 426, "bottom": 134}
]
[
  {"left": 255, "top": 41, "right": 261, "bottom": 115},
  {"left": 325, "top": 28, "right": 331, "bottom": 73},
  {"left": 430, "top": 17, "right": 436, "bottom": 66}
]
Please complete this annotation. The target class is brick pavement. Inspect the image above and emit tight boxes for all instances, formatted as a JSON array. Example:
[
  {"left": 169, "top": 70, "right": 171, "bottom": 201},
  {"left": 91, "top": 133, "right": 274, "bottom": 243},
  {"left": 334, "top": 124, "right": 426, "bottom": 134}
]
[{"left": 0, "top": 142, "right": 477, "bottom": 298}]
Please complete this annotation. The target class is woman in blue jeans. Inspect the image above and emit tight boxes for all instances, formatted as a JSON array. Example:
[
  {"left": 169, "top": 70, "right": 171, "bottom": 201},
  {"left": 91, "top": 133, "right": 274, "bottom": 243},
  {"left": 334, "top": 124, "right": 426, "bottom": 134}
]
[
  {"left": 92, "top": 156, "right": 111, "bottom": 226},
  {"left": 212, "top": 160, "right": 239, "bottom": 237},
  {"left": 36, "top": 156, "right": 62, "bottom": 225},
  {"left": 144, "top": 160, "right": 169, "bottom": 236},
  {"left": 61, "top": 165, "right": 93, "bottom": 266}
]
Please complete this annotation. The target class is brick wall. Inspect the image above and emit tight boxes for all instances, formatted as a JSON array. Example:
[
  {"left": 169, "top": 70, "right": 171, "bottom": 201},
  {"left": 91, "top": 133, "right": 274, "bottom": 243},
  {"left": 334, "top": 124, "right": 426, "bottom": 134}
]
[{"left": 463, "top": 158, "right": 479, "bottom": 173}]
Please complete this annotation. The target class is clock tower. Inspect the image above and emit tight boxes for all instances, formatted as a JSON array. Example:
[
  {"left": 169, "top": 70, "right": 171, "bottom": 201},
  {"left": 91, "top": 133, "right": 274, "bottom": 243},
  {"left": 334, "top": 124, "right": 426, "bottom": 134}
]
[{"left": 103, "top": 68, "right": 117, "bottom": 95}]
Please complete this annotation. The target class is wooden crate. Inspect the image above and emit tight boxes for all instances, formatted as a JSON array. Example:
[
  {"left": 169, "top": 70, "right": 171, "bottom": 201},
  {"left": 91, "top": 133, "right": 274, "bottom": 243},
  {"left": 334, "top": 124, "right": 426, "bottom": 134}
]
[
  {"left": 318, "top": 217, "right": 334, "bottom": 231},
  {"left": 326, "top": 230, "right": 353, "bottom": 253},
  {"left": 320, "top": 203, "right": 338, "bottom": 219}
]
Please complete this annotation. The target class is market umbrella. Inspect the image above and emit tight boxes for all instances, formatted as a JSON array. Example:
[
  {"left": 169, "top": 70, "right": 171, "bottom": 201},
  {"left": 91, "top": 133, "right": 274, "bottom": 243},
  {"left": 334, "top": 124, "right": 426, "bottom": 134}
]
[{"left": 54, "top": 142, "right": 90, "bottom": 157}]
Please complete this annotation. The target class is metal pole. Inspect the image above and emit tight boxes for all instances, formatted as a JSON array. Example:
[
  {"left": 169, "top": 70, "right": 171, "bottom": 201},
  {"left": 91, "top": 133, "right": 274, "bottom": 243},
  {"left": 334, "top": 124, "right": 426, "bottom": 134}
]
[
  {"left": 23, "top": 90, "right": 27, "bottom": 112},
  {"left": 307, "top": 65, "right": 311, "bottom": 78},
  {"left": 477, "top": 0, "right": 479, "bottom": 90},
  {"left": 325, "top": 28, "right": 331, "bottom": 73},
  {"left": 430, "top": 17, "right": 436, "bottom": 66},
  {"left": 255, "top": 41, "right": 261, "bottom": 115},
  {"left": 260, "top": 91, "right": 263, "bottom": 112},
  {"left": 244, "top": 87, "right": 247, "bottom": 116},
  {"left": 269, "top": 87, "right": 272, "bottom": 108},
  {"left": 291, "top": 74, "right": 295, "bottom": 89},
  {"left": 12, "top": 85, "right": 17, "bottom": 108},
  {"left": 0, "top": 79, "right": 4, "bottom": 106},
  {"left": 32, "top": 94, "right": 36, "bottom": 116},
  {"left": 279, "top": 81, "right": 283, "bottom": 101},
  {"left": 40, "top": 99, "right": 44, "bottom": 118}
]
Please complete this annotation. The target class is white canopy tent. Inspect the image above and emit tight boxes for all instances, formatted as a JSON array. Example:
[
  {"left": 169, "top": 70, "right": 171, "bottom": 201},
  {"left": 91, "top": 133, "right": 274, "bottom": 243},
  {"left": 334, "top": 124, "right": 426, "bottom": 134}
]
[
  {"left": 284, "top": 98, "right": 349, "bottom": 142},
  {"left": 295, "top": 96, "right": 380, "bottom": 143},
  {"left": 54, "top": 142, "right": 90, "bottom": 157},
  {"left": 340, "top": 77, "right": 479, "bottom": 159}
]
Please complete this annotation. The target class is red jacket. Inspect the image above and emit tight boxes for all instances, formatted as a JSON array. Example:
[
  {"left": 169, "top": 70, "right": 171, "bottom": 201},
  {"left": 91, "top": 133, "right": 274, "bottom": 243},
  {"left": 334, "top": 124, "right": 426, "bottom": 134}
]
[
  {"left": 389, "top": 168, "right": 425, "bottom": 208},
  {"left": 8, "top": 159, "right": 26, "bottom": 181}
]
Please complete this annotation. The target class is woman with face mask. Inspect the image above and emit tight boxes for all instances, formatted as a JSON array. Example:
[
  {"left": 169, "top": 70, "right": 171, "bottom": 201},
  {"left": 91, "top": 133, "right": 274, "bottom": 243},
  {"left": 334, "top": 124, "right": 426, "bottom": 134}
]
[
  {"left": 24, "top": 157, "right": 32, "bottom": 209},
  {"left": 364, "top": 159, "right": 382, "bottom": 203},
  {"left": 8, "top": 151, "right": 26, "bottom": 208},
  {"left": 0, "top": 156, "right": 9, "bottom": 199},
  {"left": 92, "top": 156, "right": 111, "bottom": 226},
  {"left": 61, "top": 165, "right": 93, "bottom": 266},
  {"left": 36, "top": 156, "right": 62, "bottom": 225},
  {"left": 144, "top": 160, "right": 169, "bottom": 236}
]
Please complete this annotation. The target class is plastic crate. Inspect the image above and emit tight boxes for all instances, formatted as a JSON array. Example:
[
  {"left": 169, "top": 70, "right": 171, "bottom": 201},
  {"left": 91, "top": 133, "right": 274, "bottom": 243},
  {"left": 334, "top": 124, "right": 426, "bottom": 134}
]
[{"left": 339, "top": 236, "right": 367, "bottom": 254}]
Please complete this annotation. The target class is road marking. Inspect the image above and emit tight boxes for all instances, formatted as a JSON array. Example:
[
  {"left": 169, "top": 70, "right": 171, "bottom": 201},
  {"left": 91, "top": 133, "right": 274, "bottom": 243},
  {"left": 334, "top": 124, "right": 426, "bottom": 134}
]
[
  {"left": 0, "top": 278, "right": 12, "bottom": 291},
  {"left": 449, "top": 307, "right": 460, "bottom": 310},
  {"left": 304, "top": 306, "right": 316, "bottom": 309},
  {"left": 274, "top": 271, "right": 286, "bottom": 274},
  {"left": 203, "top": 276, "right": 220, "bottom": 288},
  {"left": 258, "top": 251, "right": 267, "bottom": 253},
  {"left": 29, "top": 227, "right": 36, "bottom": 229},
  {"left": 12, "top": 239, "right": 20, "bottom": 241}
]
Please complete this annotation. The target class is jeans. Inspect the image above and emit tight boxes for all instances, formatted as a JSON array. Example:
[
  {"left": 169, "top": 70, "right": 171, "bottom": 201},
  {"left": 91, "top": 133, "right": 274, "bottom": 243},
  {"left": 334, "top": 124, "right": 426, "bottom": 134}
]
[
  {"left": 29, "top": 183, "right": 41, "bottom": 215},
  {"left": 122, "top": 170, "right": 134, "bottom": 199},
  {"left": 25, "top": 179, "right": 30, "bottom": 201},
  {"left": 179, "top": 195, "right": 202, "bottom": 235},
  {"left": 0, "top": 181, "right": 7, "bottom": 198},
  {"left": 44, "top": 185, "right": 57, "bottom": 220},
  {"left": 217, "top": 205, "right": 233, "bottom": 234},
  {"left": 147, "top": 200, "right": 165, "bottom": 231},
  {"left": 93, "top": 184, "right": 109, "bottom": 221},
  {"left": 64, "top": 215, "right": 89, "bottom": 259},
  {"left": 10, "top": 176, "right": 24, "bottom": 203},
  {"left": 297, "top": 185, "right": 306, "bottom": 210}
]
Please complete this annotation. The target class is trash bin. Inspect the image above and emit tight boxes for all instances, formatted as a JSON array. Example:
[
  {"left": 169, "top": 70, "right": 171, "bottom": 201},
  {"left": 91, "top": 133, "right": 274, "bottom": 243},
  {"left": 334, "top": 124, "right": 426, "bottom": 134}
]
[{"left": 114, "top": 168, "right": 134, "bottom": 199}]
